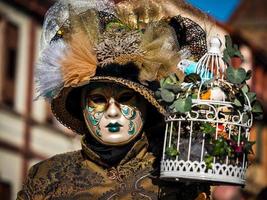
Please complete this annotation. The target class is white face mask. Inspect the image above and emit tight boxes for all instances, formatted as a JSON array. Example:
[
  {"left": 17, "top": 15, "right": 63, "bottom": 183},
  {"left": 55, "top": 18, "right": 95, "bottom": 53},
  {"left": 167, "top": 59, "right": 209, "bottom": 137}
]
[{"left": 82, "top": 83, "right": 146, "bottom": 146}]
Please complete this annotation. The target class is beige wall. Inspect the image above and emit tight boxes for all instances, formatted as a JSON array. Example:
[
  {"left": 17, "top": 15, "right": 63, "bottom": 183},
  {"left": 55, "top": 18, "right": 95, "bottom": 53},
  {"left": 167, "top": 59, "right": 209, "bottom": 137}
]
[
  {"left": 0, "top": 150, "right": 22, "bottom": 200},
  {"left": 0, "top": 2, "right": 80, "bottom": 200}
]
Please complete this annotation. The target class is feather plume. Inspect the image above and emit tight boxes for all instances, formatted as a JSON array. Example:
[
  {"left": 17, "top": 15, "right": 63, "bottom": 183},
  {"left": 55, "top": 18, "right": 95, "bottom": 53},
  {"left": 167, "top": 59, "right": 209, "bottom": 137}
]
[
  {"left": 116, "top": 0, "right": 164, "bottom": 29},
  {"left": 116, "top": 0, "right": 209, "bottom": 35},
  {"left": 68, "top": 7, "right": 100, "bottom": 44},
  {"left": 61, "top": 31, "right": 97, "bottom": 87},
  {"left": 35, "top": 39, "right": 67, "bottom": 100},
  {"left": 80, "top": 10, "right": 100, "bottom": 44},
  {"left": 139, "top": 22, "right": 181, "bottom": 82}
]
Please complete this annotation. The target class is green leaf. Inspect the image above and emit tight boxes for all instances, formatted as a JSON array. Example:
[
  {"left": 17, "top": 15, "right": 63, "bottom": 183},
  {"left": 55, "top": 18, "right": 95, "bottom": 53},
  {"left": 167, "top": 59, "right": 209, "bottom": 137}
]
[
  {"left": 244, "top": 141, "right": 256, "bottom": 154},
  {"left": 160, "top": 79, "right": 165, "bottom": 88},
  {"left": 155, "top": 90, "right": 162, "bottom": 99},
  {"left": 234, "top": 98, "right": 242, "bottom": 107},
  {"left": 226, "top": 66, "right": 247, "bottom": 84},
  {"left": 225, "top": 35, "right": 232, "bottom": 47},
  {"left": 226, "top": 147, "right": 233, "bottom": 156},
  {"left": 169, "top": 73, "right": 178, "bottom": 82},
  {"left": 204, "top": 156, "right": 213, "bottom": 163},
  {"left": 192, "top": 93, "right": 198, "bottom": 99},
  {"left": 245, "top": 70, "right": 252, "bottom": 81},
  {"left": 163, "top": 74, "right": 179, "bottom": 86},
  {"left": 232, "top": 135, "right": 239, "bottom": 142},
  {"left": 200, "top": 123, "right": 216, "bottom": 135},
  {"left": 173, "top": 97, "right": 192, "bottom": 113},
  {"left": 247, "top": 92, "right": 256, "bottom": 103},
  {"left": 212, "top": 139, "right": 230, "bottom": 157},
  {"left": 252, "top": 101, "right": 263, "bottom": 113},
  {"left": 219, "top": 148, "right": 226, "bottom": 156},
  {"left": 241, "top": 84, "right": 249, "bottom": 94},
  {"left": 242, "top": 114, "right": 249, "bottom": 123},
  {"left": 166, "top": 146, "right": 179, "bottom": 157},
  {"left": 223, "top": 51, "right": 231, "bottom": 65},
  {"left": 163, "top": 84, "right": 182, "bottom": 94},
  {"left": 223, "top": 35, "right": 244, "bottom": 64},
  {"left": 213, "top": 146, "right": 221, "bottom": 156},
  {"left": 161, "top": 89, "right": 175, "bottom": 103},
  {"left": 204, "top": 156, "right": 213, "bottom": 169}
]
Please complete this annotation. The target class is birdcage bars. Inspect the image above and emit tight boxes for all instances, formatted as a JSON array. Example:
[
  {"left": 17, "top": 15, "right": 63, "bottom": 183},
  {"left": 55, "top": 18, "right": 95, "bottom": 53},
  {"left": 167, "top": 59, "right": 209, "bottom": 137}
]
[
  {"left": 161, "top": 101, "right": 252, "bottom": 184},
  {"left": 160, "top": 36, "right": 253, "bottom": 185}
]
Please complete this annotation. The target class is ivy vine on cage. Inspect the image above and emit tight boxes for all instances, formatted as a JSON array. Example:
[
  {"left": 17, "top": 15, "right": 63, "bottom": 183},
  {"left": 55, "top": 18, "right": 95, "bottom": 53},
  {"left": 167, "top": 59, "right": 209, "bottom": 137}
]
[{"left": 157, "top": 36, "right": 263, "bottom": 184}]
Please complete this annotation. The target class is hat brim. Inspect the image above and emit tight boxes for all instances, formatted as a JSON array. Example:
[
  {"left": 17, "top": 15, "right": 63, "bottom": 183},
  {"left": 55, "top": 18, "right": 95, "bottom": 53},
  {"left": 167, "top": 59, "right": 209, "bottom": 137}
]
[{"left": 51, "top": 76, "right": 166, "bottom": 135}]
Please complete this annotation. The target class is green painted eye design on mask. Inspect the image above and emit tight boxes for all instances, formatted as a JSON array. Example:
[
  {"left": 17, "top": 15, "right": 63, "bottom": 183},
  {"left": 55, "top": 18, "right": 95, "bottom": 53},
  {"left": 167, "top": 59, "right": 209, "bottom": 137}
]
[
  {"left": 121, "top": 106, "right": 130, "bottom": 116},
  {"left": 88, "top": 114, "right": 100, "bottom": 126},
  {"left": 130, "top": 110, "right": 137, "bottom": 120},
  {"left": 87, "top": 106, "right": 95, "bottom": 113},
  {"left": 96, "top": 126, "right": 101, "bottom": 137},
  {"left": 128, "top": 120, "right": 136, "bottom": 135},
  {"left": 86, "top": 105, "right": 103, "bottom": 137},
  {"left": 121, "top": 105, "right": 140, "bottom": 135},
  {"left": 121, "top": 105, "right": 137, "bottom": 120}
]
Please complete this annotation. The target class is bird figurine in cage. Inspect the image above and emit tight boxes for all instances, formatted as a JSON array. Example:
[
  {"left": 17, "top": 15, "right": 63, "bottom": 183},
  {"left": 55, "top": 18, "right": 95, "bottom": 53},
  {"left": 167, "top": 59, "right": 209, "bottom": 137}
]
[{"left": 156, "top": 36, "right": 263, "bottom": 185}]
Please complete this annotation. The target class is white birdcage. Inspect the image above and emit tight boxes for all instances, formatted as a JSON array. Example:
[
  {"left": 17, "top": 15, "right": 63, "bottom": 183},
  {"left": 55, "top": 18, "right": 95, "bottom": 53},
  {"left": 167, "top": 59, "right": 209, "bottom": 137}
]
[{"left": 160, "top": 37, "right": 253, "bottom": 185}]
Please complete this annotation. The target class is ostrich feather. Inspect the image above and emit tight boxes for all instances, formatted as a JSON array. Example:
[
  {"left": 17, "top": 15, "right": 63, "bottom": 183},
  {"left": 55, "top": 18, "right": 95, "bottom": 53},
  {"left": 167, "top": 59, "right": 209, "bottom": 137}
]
[
  {"left": 35, "top": 39, "right": 67, "bottom": 100},
  {"left": 61, "top": 31, "right": 97, "bottom": 87}
]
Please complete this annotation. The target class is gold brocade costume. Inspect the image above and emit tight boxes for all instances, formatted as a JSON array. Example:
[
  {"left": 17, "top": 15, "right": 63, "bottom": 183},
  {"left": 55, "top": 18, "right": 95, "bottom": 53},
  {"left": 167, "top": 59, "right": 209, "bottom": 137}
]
[
  {"left": 17, "top": 1, "right": 214, "bottom": 199},
  {"left": 17, "top": 133, "right": 210, "bottom": 200}
]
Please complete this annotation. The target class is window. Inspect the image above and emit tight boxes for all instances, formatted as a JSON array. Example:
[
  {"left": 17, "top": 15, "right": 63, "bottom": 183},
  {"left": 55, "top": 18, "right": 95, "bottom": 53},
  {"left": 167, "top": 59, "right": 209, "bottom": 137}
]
[
  {"left": 0, "top": 20, "right": 19, "bottom": 108},
  {"left": 0, "top": 180, "right": 11, "bottom": 200}
]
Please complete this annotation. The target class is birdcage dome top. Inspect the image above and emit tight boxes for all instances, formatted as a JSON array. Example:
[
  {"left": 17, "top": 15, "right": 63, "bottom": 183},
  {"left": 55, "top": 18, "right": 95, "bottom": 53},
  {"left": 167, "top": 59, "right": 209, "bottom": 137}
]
[{"left": 209, "top": 36, "right": 222, "bottom": 54}]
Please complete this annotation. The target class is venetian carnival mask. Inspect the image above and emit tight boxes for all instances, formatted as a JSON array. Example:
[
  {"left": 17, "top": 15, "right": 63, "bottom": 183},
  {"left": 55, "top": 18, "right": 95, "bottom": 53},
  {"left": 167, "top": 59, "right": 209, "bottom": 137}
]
[{"left": 82, "top": 83, "right": 146, "bottom": 146}]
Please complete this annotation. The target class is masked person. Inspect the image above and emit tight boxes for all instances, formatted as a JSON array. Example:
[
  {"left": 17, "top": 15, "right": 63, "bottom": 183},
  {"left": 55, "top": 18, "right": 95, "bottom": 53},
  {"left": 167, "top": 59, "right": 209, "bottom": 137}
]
[{"left": 17, "top": 0, "right": 211, "bottom": 199}]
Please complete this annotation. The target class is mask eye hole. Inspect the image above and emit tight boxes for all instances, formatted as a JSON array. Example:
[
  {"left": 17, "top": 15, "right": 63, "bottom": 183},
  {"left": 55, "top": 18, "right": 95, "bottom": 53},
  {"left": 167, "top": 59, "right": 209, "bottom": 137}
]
[
  {"left": 89, "top": 94, "right": 107, "bottom": 104},
  {"left": 117, "top": 92, "right": 135, "bottom": 103}
]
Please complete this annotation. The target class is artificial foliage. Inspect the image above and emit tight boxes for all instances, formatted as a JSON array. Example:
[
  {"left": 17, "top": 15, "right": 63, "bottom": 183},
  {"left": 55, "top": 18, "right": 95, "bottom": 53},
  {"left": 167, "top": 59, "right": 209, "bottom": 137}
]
[
  {"left": 223, "top": 35, "right": 244, "bottom": 65},
  {"left": 157, "top": 35, "right": 263, "bottom": 171}
]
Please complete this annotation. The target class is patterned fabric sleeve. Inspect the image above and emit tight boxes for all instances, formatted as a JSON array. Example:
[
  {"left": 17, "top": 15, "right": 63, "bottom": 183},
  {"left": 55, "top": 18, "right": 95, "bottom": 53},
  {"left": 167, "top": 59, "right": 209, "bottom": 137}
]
[{"left": 16, "top": 163, "right": 42, "bottom": 200}]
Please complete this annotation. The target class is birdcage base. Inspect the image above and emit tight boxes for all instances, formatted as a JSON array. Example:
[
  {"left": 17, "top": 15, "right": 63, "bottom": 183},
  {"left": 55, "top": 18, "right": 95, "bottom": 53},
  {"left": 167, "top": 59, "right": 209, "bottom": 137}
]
[{"left": 160, "top": 160, "right": 246, "bottom": 185}]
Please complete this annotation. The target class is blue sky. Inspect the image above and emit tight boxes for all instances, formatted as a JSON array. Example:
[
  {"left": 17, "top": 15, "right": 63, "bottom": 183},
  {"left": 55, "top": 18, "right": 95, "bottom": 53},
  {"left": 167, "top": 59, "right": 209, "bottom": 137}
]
[{"left": 186, "top": 0, "right": 241, "bottom": 22}]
